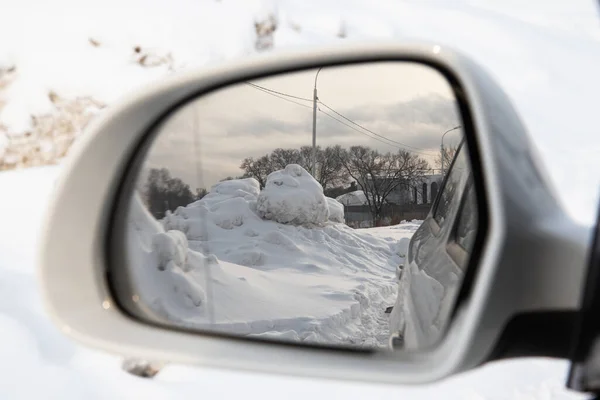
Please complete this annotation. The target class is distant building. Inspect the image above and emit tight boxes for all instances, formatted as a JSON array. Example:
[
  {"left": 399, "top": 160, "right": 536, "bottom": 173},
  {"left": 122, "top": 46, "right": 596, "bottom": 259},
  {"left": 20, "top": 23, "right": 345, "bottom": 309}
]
[
  {"left": 336, "top": 174, "right": 443, "bottom": 207},
  {"left": 336, "top": 190, "right": 368, "bottom": 206},
  {"left": 364, "top": 173, "right": 443, "bottom": 206},
  {"left": 335, "top": 173, "right": 444, "bottom": 228},
  {"left": 411, "top": 174, "right": 443, "bottom": 205}
]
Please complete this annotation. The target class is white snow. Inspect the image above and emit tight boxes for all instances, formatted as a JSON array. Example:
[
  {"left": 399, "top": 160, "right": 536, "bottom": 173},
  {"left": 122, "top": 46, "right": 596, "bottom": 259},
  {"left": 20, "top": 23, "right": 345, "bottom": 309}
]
[
  {"left": 257, "top": 164, "right": 330, "bottom": 226},
  {"left": 128, "top": 201, "right": 207, "bottom": 319},
  {"left": 0, "top": 0, "right": 271, "bottom": 134},
  {"left": 326, "top": 197, "right": 345, "bottom": 223},
  {"left": 0, "top": 0, "right": 597, "bottom": 398},
  {"left": 366, "top": 222, "right": 420, "bottom": 280},
  {"left": 129, "top": 170, "right": 402, "bottom": 346}
]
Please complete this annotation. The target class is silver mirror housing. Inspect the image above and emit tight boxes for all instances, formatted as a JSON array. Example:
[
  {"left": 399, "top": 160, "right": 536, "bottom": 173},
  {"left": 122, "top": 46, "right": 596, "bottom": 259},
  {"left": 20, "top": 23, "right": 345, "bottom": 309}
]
[{"left": 39, "top": 41, "right": 589, "bottom": 384}]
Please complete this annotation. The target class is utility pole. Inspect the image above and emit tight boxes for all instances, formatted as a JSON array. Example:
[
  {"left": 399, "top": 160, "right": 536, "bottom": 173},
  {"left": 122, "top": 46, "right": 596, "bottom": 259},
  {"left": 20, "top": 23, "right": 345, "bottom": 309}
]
[
  {"left": 440, "top": 125, "right": 461, "bottom": 176},
  {"left": 311, "top": 67, "right": 323, "bottom": 177},
  {"left": 440, "top": 141, "right": 444, "bottom": 176}
]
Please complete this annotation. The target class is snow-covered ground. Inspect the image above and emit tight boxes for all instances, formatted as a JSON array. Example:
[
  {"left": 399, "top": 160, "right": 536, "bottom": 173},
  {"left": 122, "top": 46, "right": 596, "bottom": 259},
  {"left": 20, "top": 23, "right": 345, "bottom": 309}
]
[
  {"left": 128, "top": 164, "right": 414, "bottom": 347},
  {"left": 1, "top": 0, "right": 598, "bottom": 398}
]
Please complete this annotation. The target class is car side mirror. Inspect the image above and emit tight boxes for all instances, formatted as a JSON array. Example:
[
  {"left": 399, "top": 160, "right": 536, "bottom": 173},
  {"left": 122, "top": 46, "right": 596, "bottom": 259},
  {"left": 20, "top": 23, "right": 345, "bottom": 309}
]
[{"left": 39, "top": 42, "right": 589, "bottom": 384}]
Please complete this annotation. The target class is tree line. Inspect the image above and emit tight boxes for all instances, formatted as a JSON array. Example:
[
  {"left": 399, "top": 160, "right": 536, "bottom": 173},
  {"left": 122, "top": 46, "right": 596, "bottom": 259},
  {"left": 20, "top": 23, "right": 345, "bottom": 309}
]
[
  {"left": 143, "top": 144, "right": 455, "bottom": 224},
  {"left": 143, "top": 168, "right": 207, "bottom": 219},
  {"left": 240, "top": 145, "right": 350, "bottom": 191},
  {"left": 240, "top": 145, "right": 432, "bottom": 223}
]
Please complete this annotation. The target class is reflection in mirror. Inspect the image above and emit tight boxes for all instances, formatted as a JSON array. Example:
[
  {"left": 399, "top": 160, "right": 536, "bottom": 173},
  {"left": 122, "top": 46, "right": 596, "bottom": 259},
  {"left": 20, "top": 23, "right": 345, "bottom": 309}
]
[{"left": 117, "top": 62, "right": 479, "bottom": 351}]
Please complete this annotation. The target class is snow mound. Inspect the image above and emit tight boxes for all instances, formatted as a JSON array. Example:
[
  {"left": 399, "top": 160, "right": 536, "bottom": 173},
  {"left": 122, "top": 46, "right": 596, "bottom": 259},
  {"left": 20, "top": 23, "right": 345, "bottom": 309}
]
[
  {"left": 209, "top": 177, "right": 260, "bottom": 198},
  {"left": 125, "top": 173, "right": 412, "bottom": 347},
  {"left": 326, "top": 197, "right": 345, "bottom": 223},
  {"left": 152, "top": 230, "right": 189, "bottom": 271},
  {"left": 126, "top": 194, "right": 207, "bottom": 320},
  {"left": 162, "top": 178, "right": 262, "bottom": 240},
  {"left": 256, "top": 164, "right": 329, "bottom": 226}
]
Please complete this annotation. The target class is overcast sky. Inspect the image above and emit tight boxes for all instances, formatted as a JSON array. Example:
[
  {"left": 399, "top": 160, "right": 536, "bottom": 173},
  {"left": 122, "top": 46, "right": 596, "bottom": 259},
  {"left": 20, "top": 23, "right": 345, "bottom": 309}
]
[{"left": 140, "top": 61, "right": 464, "bottom": 190}]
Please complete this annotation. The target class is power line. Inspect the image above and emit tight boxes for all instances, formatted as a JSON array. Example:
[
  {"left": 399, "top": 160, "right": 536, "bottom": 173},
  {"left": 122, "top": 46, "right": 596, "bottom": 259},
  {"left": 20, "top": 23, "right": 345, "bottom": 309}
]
[
  {"left": 318, "top": 99, "right": 435, "bottom": 155},
  {"left": 318, "top": 108, "right": 408, "bottom": 150},
  {"left": 245, "top": 82, "right": 313, "bottom": 102},
  {"left": 318, "top": 108, "right": 437, "bottom": 158},
  {"left": 245, "top": 83, "right": 313, "bottom": 109},
  {"left": 245, "top": 82, "right": 437, "bottom": 158}
]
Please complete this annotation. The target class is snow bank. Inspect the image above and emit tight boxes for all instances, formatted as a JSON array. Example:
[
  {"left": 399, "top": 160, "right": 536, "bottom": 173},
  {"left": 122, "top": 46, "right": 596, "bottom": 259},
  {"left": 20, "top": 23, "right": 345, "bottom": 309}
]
[
  {"left": 127, "top": 171, "right": 405, "bottom": 346},
  {"left": 152, "top": 230, "right": 188, "bottom": 271},
  {"left": 361, "top": 222, "right": 420, "bottom": 281},
  {"left": 126, "top": 194, "right": 207, "bottom": 320},
  {"left": 256, "top": 164, "right": 329, "bottom": 226},
  {"left": 326, "top": 197, "right": 345, "bottom": 223},
  {"left": 209, "top": 177, "right": 260, "bottom": 198}
]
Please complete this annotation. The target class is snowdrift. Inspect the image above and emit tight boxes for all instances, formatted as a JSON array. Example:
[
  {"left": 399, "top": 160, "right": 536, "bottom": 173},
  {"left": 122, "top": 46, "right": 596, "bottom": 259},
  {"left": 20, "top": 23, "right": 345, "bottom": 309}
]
[
  {"left": 125, "top": 165, "right": 408, "bottom": 347},
  {"left": 257, "top": 164, "right": 330, "bottom": 226}
]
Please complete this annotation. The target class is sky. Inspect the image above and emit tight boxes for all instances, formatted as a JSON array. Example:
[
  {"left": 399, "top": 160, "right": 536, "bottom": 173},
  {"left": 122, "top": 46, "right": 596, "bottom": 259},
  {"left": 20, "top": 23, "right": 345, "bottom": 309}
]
[{"left": 141, "top": 61, "right": 464, "bottom": 190}]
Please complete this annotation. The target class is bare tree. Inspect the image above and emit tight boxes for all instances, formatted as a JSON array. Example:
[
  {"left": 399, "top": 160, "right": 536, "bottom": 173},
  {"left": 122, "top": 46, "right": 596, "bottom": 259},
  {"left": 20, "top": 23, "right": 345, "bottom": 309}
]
[
  {"left": 335, "top": 146, "right": 429, "bottom": 223},
  {"left": 436, "top": 145, "right": 458, "bottom": 174},
  {"left": 195, "top": 188, "right": 208, "bottom": 200},
  {"left": 269, "top": 148, "right": 304, "bottom": 171},
  {"left": 241, "top": 148, "right": 304, "bottom": 188},
  {"left": 241, "top": 146, "right": 350, "bottom": 190},
  {"left": 144, "top": 168, "right": 198, "bottom": 219},
  {"left": 240, "top": 155, "right": 271, "bottom": 188},
  {"left": 299, "top": 145, "right": 350, "bottom": 190}
]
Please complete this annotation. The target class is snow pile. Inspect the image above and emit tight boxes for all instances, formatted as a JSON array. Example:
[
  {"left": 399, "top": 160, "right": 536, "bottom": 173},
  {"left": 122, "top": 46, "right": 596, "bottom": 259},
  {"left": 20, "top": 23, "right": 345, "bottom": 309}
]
[
  {"left": 257, "top": 164, "right": 330, "bottom": 226},
  {"left": 127, "top": 194, "right": 207, "bottom": 320},
  {"left": 210, "top": 177, "right": 261, "bottom": 198},
  {"left": 153, "top": 230, "right": 189, "bottom": 272},
  {"left": 326, "top": 197, "right": 345, "bottom": 223},
  {"left": 127, "top": 168, "right": 411, "bottom": 346}
]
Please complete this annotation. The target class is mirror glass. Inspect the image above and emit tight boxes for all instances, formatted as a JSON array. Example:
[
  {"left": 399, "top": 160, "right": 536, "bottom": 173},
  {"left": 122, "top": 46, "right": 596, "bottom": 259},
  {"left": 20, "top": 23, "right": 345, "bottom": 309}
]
[{"left": 116, "top": 61, "right": 479, "bottom": 351}]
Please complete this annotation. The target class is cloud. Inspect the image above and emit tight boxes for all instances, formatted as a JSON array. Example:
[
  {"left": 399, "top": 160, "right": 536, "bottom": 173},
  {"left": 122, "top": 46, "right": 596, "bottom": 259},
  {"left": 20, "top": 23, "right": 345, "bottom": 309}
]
[
  {"left": 340, "top": 93, "right": 462, "bottom": 148},
  {"left": 143, "top": 92, "right": 463, "bottom": 189}
]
